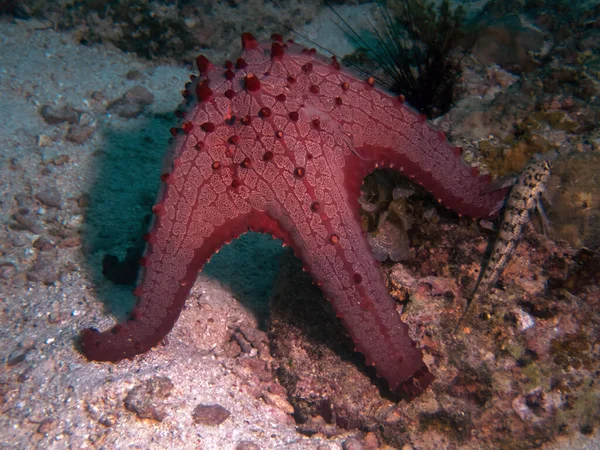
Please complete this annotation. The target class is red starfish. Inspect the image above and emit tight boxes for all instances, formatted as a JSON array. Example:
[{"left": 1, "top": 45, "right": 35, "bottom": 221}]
[{"left": 80, "top": 33, "right": 507, "bottom": 399}]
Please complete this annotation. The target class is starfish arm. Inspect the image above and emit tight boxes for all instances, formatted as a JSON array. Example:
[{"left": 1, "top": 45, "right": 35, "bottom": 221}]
[
  {"left": 80, "top": 210, "right": 287, "bottom": 361},
  {"left": 281, "top": 203, "right": 435, "bottom": 397}
]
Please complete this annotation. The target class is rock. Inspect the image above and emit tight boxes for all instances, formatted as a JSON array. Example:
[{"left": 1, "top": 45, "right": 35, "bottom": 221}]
[
  {"left": 108, "top": 85, "right": 154, "bottom": 118},
  {"left": 27, "top": 252, "right": 62, "bottom": 284},
  {"left": 39, "top": 104, "right": 79, "bottom": 125},
  {"left": 235, "top": 441, "right": 260, "bottom": 450},
  {"left": 12, "top": 211, "right": 44, "bottom": 234},
  {"left": 34, "top": 187, "right": 62, "bottom": 208},
  {"left": 192, "top": 404, "right": 231, "bottom": 426},
  {"left": 0, "top": 262, "right": 17, "bottom": 280},
  {"left": 124, "top": 377, "right": 174, "bottom": 422},
  {"left": 36, "top": 419, "right": 57, "bottom": 435},
  {"left": 342, "top": 437, "right": 364, "bottom": 450},
  {"left": 66, "top": 124, "right": 95, "bottom": 144},
  {"left": 7, "top": 347, "right": 30, "bottom": 366}
]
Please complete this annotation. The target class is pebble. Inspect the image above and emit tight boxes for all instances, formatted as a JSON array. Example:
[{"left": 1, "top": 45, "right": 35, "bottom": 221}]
[
  {"left": 192, "top": 404, "right": 231, "bottom": 426},
  {"left": 34, "top": 187, "right": 62, "bottom": 208},
  {"left": 126, "top": 70, "right": 145, "bottom": 80},
  {"left": 124, "top": 377, "right": 174, "bottom": 422},
  {"left": 512, "top": 394, "right": 534, "bottom": 422},
  {"left": 40, "top": 104, "right": 79, "bottom": 125},
  {"left": 108, "top": 85, "right": 155, "bottom": 118},
  {"left": 37, "top": 419, "right": 57, "bottom": 435},
  {"left": 99, "top": 413, "right": 118, "bottom": 427},
  {"left": 27, "top": 253, "right": 62, "bottom": 284},
  {"left": 342, "top": 437, "right": 364, "bottom": 450},
  {"left": 13, "top": 211, "right": 43, "bottom": 234},
  {"left": 7, "top": 348, "right": 30, "bottom": 366},
  {"left": 0, "top": 262, "right": 17, "bottom": 280},
  {"left": 66, "top": 124, "right": 95, "bottom": 144},
  {"left": 14, "top": 192, "right": 31, "bottom": 208}
]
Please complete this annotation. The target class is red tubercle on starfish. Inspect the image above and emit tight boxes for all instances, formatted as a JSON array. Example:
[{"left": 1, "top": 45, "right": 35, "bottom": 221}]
[
  {"left": 200, "top": 122, "right": 215, "bottom": 133},
  {"left": 259, "top": 107, "right": 271, "bottom": 118},
  {"left": 196, "top": 80, "right": 212, "bottom": 102},
  {"left": 240, "top": 157, "right": 252, "bottom": 169},
  {"left": 271, "top": 42, "right": 284, "bottom": 59},
  {"left": 241, "top": 32, "right": 259, "bottom": 50},
  {"left": 196, "top": 54, "right": 211, "bottom": 74},
  {"left": 159, "top": 173, "right": 173, "bottom": 184},
  {"left": 151, "top": 203, "right": 165, "bottom": 216},
  {"left": 236, "top": 58, "right": 248, "bottom": 69},
  {"left": 245, "top": 73, "right": 261, "bottom": 91},
  {"left": 331, "top": 56, "right": 341, "bottom": 70},
  {"left": 142, "top": 232, "right": 157, "bottom": 244},
  {"left": 181, "top": 122, "right": 193, "bottom": 134}
]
